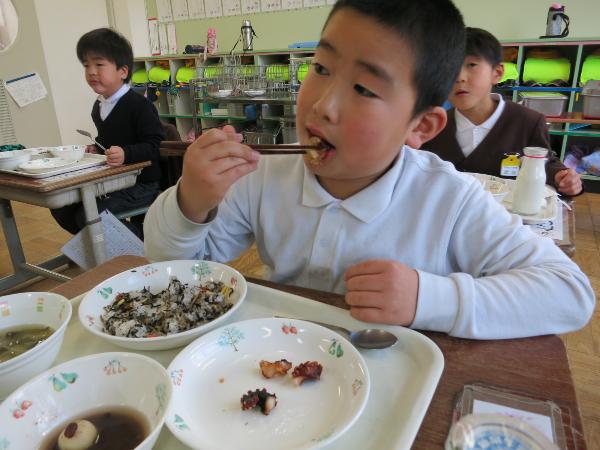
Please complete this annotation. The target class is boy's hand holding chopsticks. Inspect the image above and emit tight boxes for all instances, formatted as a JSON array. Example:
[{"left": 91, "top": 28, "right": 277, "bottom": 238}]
[{"left": 178, "top": 125, "right": 260, "bottom": 224}]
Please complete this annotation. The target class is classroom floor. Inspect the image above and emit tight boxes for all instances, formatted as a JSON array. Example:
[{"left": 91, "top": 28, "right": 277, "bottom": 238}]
[{"left": 1, "top": 198, "right": 599, "bottom": 448}]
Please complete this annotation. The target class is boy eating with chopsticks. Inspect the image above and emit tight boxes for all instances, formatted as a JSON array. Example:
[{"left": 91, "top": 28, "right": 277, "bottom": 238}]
[{"left": 145, "top": 0, "right": 595, "bottom": 339}]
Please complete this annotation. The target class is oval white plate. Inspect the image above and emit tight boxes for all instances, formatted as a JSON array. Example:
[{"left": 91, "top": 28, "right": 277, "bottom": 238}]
[
  {"left": 467, "top": 172, "right": 510, "bottom": 202},
  {"left": 78, "top": 260, "right": 247, "bottom": 351},
  {"left": 243, "top": 89, "right": 266, "bottom": 97},
  {"left": 211, "top": 89, "right": 232, "bottom": 98},
  {"left": 18, "top": 157, "right": 75, "bottom": 173},
  {"left": 166, "top": 317, "right": 370, "bottom": 450}
]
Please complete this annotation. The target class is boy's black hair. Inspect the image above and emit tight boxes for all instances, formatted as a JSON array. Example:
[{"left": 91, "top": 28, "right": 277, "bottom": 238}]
[
  {"left": 327, "top": 0, "right": 465, "bottom": 116},
  {"left": 465, "top": 27, "right": 502, "bottom": 67},
  {"left": 76, "top": 28, "right": 134, "bottom": 83}
]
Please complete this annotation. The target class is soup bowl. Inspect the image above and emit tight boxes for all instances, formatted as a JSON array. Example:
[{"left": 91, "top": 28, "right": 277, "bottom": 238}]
[
  {"left": 0, "top": 292, "right": 72, "bottom": 400},
  {"left": 49, "top": 145, "right": 85, "bottom": 162},
  {"left": 78, "top": 260, "right": 248, "bottom": 351},
  {"left": 0, "top": 150, "right": 31, "bottom": 171},
  {"left": 0, "top": 352, "right": 171, "bottom": 450}
]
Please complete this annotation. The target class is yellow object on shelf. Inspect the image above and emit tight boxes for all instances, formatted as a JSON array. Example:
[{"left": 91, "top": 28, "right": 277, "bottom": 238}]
[
  {"left": 297, "top": 63, "right": 309, "bottom": 82},
  {"left": 148, "top": 66, "right": 171, "bottom": 83},
  {"left": 266, "top": 65, "right": 289, "bottom": 81},
  {"left": 523, "top": 57, "right": 570, "bottom": 83},
  {"left": 176, "top": 67, "right": 196, "bottom": 83},
  {"left": 581, "top": 55, "right": 600, "bottom": 85},
  {"left": 500, "top": 62, "right": 518, "bottom": 83},
  {"left": 131, "top": 69, "right": 149, "bottom": 84}
]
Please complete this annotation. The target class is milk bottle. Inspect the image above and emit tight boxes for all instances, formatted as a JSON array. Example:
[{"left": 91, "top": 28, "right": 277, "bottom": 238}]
[{"left": 512, "top": 147, "right": 548, "bottom": 215}]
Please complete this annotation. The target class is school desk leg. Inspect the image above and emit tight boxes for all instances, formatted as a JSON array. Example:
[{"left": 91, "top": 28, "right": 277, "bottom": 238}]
[{"left": 80, "top": 185, "right": 107, "bottom": 266}]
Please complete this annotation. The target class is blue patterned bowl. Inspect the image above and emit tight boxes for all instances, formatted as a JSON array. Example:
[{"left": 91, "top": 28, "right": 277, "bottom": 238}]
[{"left": 78, "top": 260, "right": 247, "bottom": 351}]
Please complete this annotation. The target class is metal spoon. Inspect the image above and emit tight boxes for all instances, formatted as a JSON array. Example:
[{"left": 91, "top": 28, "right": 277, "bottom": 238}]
[
  {"left": 276, "top": 316, "right": 398, "bottom": 349},
  {"left": 76, "top": 129, "right": 106, "bottom": 154}
]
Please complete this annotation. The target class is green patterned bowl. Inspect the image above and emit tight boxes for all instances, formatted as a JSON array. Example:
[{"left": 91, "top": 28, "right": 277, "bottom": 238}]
[
  {"left": 166, "top": 318, "right": 370, "bottom": 450},
  {"left": 0, "top": 352, "right": 171, "bottom": 450},
  {"left": 78, "top": 260, "right": 247, "bottom": 351}
]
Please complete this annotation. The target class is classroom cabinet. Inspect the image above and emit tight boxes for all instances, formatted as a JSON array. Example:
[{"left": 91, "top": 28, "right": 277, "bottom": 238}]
[
  {"left": 133, "top": 50, "right": 314, "bottom": 145},
  {"left": 497, "top": 37, "right": 600, "bottom": 186}
]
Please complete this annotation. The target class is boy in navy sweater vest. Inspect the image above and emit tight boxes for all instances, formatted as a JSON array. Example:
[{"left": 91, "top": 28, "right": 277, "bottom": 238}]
[{"left": 51, "top": 28, "right": 164, "bottom": 238}]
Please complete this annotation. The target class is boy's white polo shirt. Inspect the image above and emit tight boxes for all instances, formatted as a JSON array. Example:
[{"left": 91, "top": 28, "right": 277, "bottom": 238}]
[
  {"left": 98, "top": 83, "right": 130, "bottom": 120},
  {"left": 455, "top": 93, "right": 505, "bottom": 157}
]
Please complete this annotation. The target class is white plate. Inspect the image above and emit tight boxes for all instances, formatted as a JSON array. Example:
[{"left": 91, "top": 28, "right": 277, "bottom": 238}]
[
  {"left": 467, "top": 172, "right": 510, "bottom": 202},
  {"left": 502, "top": 180, "right": 557, "bottom": 224},
  {"left": 166, "top": 317, "right": 370, "bottom": 450},
  {"left": 211, "top": 89, "right": 232, "bottom": 98},
  {"left": 243, "top": 89, "right": 266, "bottom": 97},
  {"left": 78, "top": 260, "right": 247, "bottom": 351},
  {"left": 18, "top": 157, "right": 75, "bottom": 173}
]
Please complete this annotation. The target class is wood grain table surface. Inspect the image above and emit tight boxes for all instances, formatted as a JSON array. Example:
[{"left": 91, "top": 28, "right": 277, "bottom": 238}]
[{"left": 51, "top": 255, "right": 587, "bottom": 449}]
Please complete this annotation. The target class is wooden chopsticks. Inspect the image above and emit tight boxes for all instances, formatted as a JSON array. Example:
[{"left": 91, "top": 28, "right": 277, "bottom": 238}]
[{"left": 159, "top": 141, "right": 320, "bottom": 155}]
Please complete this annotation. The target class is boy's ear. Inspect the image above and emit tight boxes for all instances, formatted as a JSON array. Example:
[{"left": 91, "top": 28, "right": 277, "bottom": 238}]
[
  {"left": 405, "top": 106, "right": 447, "bottom": 149},
  {"left": 492, "top": 63, "right": 505, "bottom": 84},
  {"left": 119, "top": 65, "right": 129, "bottom": 81}
]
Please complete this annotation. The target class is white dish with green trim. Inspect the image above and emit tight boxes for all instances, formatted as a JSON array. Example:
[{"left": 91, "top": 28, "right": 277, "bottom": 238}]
[
  {"left": 166, "top": 317, "right": 370, "bottom": 450},
  {"left": 77, "top": 260, "right": 247, "bottom": 351}
]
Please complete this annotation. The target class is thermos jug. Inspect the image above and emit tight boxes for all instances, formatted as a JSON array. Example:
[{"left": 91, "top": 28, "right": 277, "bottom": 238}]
[
  {"left": 241, "top": 20, "right": 256, "bottom": 52},
  {"left": 544, "top": 3, "right": 569, "bottom": 38}
]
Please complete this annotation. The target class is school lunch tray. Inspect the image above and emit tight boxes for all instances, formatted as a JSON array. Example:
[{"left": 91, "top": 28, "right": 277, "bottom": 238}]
[
  {"left": 57, "top": 283, "right": 444, "bottom": 450},
  {"left": 0, "top": 153, "right": 106, "bottom": 178}
]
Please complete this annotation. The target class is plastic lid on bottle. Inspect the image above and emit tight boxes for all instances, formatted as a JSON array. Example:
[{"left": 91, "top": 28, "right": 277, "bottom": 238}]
[
  {"left": 445, "top": 414, "right": 559, "bottom": 450},
  {"left": 523, "top": 147, "right": 548, "bottom": 158}
]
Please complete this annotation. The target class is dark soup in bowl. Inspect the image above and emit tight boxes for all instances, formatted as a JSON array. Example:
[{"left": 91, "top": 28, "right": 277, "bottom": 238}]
[{"left": 40, "top": 405, "right": 149, "bottom": 450}]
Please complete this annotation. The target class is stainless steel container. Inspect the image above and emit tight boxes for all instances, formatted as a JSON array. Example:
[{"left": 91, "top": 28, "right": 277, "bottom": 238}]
[{"left": 582, "top": 80, "right": 600, "bottom": 119}]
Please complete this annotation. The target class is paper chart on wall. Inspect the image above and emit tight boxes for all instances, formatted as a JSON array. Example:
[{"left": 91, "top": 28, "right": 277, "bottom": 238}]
[
  {"left": 156, "top": 0, "right": 173, "bottom": 21},
  {"left": 282, "top": 0, "right": 303, "bottom": 9},
  {"left": 223, "top": 0, "right": 242, "bottom": 16},
  {"left": 4, "top": 73, "right": 47, "bottom": 108},
  {"left": 167, "top": 23, "right": 178, "bottom": 54},
  {"left": 303, "top": 0, "right": 325, "bottom": 6},
  {"left": 171, "top": 0, "right": 189, "bottom": 21},
  {"left": 187, "top": 0, "right": 206, "bottom": 18},
  {"left": 158, "top": 23, "right": 169, "bottom": 55},
  {"left": 204, "top": 0, "right": 223, "bottom": 18},
  {"left": 241, "top": 0, "right": 261, "bottom": 14},
  {"left": 147, "top": 18, "right": 160, "bottom": 55},
  {"left": 326, "top": 0, "right": 336, "bottom": 4},
  {"left": 261, "top": 0, "right": 281, "bottom": 12}
]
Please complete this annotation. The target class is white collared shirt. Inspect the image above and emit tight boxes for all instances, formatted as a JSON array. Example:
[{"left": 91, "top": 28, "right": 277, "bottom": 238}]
[
  {"left": 455, "top": 93, "right": 505, "bottom": 157},
  {"left": 98, "top": 84, "right": 130, "bottom": 120},
  {"left": 144, "top": 148, "right": 594, "bottom": 339}
]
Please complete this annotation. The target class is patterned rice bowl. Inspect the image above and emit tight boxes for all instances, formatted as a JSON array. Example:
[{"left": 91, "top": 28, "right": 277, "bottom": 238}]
[
  {"left": 166, "top": 318, "right": 370, "bottom": 450},
  {"left": 0, "top": 352, "right": 171, "bottom": 450},
  {"left": 0, "top": 292, "right": 72, "bottom": 400},
  {"left": 78, "top": 260, "right": 247, "bottom": 351}
]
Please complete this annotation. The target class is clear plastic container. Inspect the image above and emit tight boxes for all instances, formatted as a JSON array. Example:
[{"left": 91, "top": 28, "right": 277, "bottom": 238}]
[
  {"left": 446, "top": 414, "right": 559, "bottom": 450},
  {"left": 582, "top": 80, "right": 600, "bottom": 119},
  {"left": 519, "top": 92, "right": 567, "bottom": 117}
]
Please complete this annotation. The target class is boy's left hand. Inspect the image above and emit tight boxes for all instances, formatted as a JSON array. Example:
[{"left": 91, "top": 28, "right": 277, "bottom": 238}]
[
  {"left": 555, "top": 169, "right": 582, "bottom": 196},
  {"left": 344, "top": 259, "right": 419, "bottom": 326},
  {"left": 105, "top": 146, "right": 125, "bottom": 166}
]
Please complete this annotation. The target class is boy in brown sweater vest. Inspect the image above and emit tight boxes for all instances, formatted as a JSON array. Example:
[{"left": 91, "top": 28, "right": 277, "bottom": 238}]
[{"left": 423, "top": 27, "right": 581, "bottom": 196}]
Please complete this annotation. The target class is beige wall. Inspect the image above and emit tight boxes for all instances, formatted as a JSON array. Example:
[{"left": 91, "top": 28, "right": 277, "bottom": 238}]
[
  {"left": 35, "top": 0, "right": 108, "bottom": 145},
  {"left": 0, "top": 0, "right": 60, "bottom": 147}
]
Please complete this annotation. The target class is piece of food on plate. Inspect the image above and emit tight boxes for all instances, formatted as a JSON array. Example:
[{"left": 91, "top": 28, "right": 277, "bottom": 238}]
[
  {"left": 240, "top": 388, "right": 278, "bottom": 415},
  {"left": 259, "top": 359, "right": 292, "bottom": 378},
  {"left": 292, "top": 361, "right": 323, "bottom": 386},
  {"left": 100, "top": 277, "right": 234, "bottom": 338}
]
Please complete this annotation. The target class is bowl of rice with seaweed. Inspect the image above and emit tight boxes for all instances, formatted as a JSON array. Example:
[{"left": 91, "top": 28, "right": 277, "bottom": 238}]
[{"left": 78, "top": 260, "right": 247, "bottom": 350}]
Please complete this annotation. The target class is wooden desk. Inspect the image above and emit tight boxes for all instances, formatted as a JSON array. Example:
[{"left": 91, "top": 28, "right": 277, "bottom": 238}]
[
  {"left": 0, "top": 162, "right": 149, "bottom": 292},
  {"left": 52, "top": 255, "right": 587, "bottom": 450}
]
